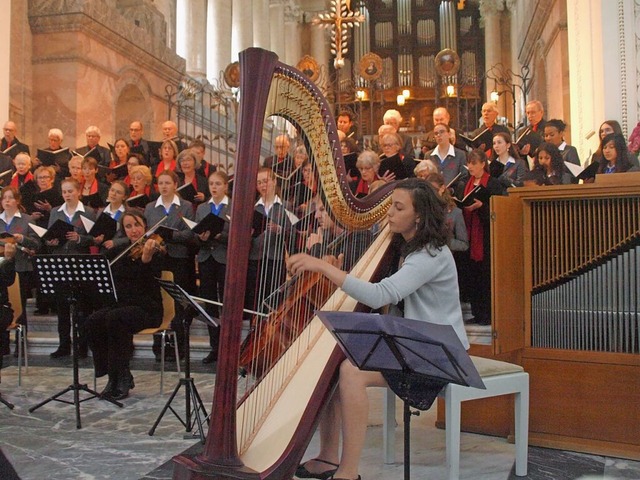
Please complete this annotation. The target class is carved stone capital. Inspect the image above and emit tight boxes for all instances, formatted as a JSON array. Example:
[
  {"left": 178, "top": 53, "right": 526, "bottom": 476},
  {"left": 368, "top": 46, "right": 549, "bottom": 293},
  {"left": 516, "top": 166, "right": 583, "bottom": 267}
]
[
  {"left": 479, "top": 0, "right": 505, "bottom": 18},
  {"left": 284, "top": 0, "right": 302, "bottom": 23}
]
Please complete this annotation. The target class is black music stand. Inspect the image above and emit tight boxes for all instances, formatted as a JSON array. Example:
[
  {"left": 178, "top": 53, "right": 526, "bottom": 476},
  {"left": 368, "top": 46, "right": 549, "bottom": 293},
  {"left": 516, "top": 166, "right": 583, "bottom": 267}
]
[
  {"left": 29, "top": 255, "right": 122, "bottom": 428},
  {"left": 148, "top": 279, "right": 217, "bottom": 443},
  {"left": 317, "top": 311, "right": 485, "bottom": 480}
]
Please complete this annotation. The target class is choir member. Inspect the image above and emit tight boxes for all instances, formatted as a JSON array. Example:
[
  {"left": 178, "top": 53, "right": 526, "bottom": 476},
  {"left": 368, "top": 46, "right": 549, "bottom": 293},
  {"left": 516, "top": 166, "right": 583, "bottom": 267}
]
[
  {"left": 288, "top": 178, "right": 469, "bottom": 480},
  {"left": 532, "top": 142, "right": 572, "bottom": 185},
  {"left": 1, "top": 121, "right": 30, "bottom": 158},
  {"left": 46, "top": 178, "right": 96, "bottom": 358},
  {"left": 429, "top": 124, "right": 468, "bottom": 190},
  {"left": 154, "top": 139, "right": 179, "bottom": 179},
  {"left": 456, "top": 149, "right": 505, "bottom": 326},
  {"left": 0, "top": 243, "right": 16, "bottom": 360},
  {"left": 161, "top": 120, "right": 188, "bottom": 152},
  {"left": 41, "top": 128, "right": 72, "bottom": 179},
  {"left": 382, "top": 109, "right": 415, "bottom": 161},
  {"left": 0, "top": 187, "right": 39, "bottom": 354},
  {"left": 11, "top": 153, "right": 36, "bottom": 210},
  {"left": 93, "top": 180, "right": 129, "bottom": 251},
  {"left": 176, "top": 149, "right": 208, "bottom": 208},
  {"left": 349, "top": 150, "right": 388, "bottom": 198},
  {"left": 128, "top": 120, "right": 154, "bottom": 166},
  {"left": 413, "top": 159, "right": 438, "bottom": 180},
  {"left": 85, "top": 211, "right": 164, "bottom": 400},
  {"left": 195, "top": 171, "right": 230, "bottom": 365},
  {"left": 470, "top": 103, "right": 510, "bottom": 155},
  {"left": 378, "top": 133, "right": 411, "bottom": 180},
  {"left": 143, "top": 170, "right": 195, "bottom": 360},
  {"left": 263, "top": 135, "right": 294, "bottom": 178},
  {"left": 543, "top": 119, "right": 581, "bottom": 166},
  {"left": 67, "top": 156, "right": 84, "bottom": 184},
  {"left": 76, "top": 126, "right": 111, "bottom": 168},
  {"left": 127, "top": 165, "right": 156, "bottom": 207},
  {"left": 489, "top": 132, "right": 527, "bottom": 187},
  {"left": 80, "top": 157, "right": 109, "bottom": 209},
  {"left": 596, "top": 133, "right": 639, "bottom": 174}
]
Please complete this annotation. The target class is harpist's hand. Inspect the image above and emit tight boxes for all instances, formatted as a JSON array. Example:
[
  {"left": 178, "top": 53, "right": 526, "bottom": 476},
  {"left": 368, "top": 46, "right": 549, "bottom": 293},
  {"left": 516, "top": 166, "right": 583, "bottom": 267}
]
[
  {"left": 287, "top": 253, "right": 324, "bottom": 275},
  {"left": 322, "top": 253, "right": 344, "bottom": 269}
]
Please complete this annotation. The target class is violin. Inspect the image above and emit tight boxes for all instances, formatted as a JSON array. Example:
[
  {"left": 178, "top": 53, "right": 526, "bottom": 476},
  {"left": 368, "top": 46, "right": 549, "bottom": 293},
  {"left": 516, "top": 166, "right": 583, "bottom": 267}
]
[
  {"left": 128, "top": 233, "right": 167, "bottom": 260},
  {"left": 0, "top": 237, "right": 36, "bottom": 256}
]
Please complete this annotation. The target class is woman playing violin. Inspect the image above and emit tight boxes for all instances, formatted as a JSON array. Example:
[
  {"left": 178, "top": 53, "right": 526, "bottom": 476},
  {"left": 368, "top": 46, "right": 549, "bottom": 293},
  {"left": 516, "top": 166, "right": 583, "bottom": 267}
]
[
  {"left": 0, "top": 187, "right": 39, "bottom": 355},
  {"left": 85, "top": 211, "right": 164, "bottom": 400},
  {"left": 194, "top": 171, "right": 230, "bottom": 365}
]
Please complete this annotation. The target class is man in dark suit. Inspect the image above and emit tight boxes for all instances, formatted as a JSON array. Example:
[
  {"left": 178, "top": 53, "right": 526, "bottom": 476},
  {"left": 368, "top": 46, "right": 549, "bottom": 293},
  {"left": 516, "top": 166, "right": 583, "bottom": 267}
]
[
  {"left": 1, "top": 121, "right": 30, "bottom": 159},
  {"left": 470, "top": 102, "right": 510, "bottom": 156},
  {"left": 161, "top": 120, "right": 188, "bottom": 152},
  {"left": 128, "top": 120, "right": 155, "bottom": 167},
  {"left": 516, "top": 100, "right": 546, "bottom": 169},
  {"left": 75, "top": 125, "right": 111, "bottom": 168},
  {"left": 263, "top": 134, "right": 295, "bottom": 178},
  {"left": 422, "top": 107, "right": 468, "bottom": 151}
]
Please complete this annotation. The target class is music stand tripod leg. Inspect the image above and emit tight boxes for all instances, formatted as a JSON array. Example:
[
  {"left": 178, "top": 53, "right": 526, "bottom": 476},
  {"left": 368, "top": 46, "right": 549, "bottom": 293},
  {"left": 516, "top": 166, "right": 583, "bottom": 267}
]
[
  {"left": 148, "top": 312, "right": 208, "bottom": 442},
  {"left": 0, "top": 392, "right": 14, "bottom": 410}
]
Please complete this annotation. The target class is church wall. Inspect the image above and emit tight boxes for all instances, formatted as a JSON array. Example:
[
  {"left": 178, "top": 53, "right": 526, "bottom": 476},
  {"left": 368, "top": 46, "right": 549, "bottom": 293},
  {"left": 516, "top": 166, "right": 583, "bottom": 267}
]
[
  {"left": 8, "top": 1, "right": 34, "bottom": 145},
  {"left": 26, "top": 0, "right": 185, "bottom": 149}
]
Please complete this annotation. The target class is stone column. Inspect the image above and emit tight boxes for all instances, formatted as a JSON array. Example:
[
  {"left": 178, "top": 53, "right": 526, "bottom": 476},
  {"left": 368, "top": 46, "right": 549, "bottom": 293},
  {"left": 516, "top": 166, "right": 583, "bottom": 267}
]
[
  {"left": 283, "top": 2, "right": 302, "bottom": 66},
  {"left": 0, "top": 0, "right": 10, "bottom": 122},
  {"left": 178, "top": 0, "right": 207, "bottom": 79},
  {"left": 253, "top": 0, "right": 270, "bottom": 50},
  {"left": 269, "top": 0, "right": 286, "bottom": 60},
  {"left": 479, "top": 0, "right": 505, "bottom": 102},
  {"left": 154, "top": 0, "right": 176, "bottom": 50},
  {"left": 232, "top": 0, "right": 254, "bottom": 62},
  {"left": 309, "top": 16, "right": 329, "bottom": 92},
  {"left": 207, "top": 0, "right": 232, "bottom": 84}
]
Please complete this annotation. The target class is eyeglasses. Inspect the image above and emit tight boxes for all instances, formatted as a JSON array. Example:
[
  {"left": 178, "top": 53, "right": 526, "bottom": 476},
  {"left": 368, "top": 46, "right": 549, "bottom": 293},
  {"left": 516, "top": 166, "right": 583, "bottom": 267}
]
[
  {"left": 37, "top": 175, "right": 52, "bottom": 179},
  {"left": 381, "top": 143, "right": 398, "bottom": 148}
]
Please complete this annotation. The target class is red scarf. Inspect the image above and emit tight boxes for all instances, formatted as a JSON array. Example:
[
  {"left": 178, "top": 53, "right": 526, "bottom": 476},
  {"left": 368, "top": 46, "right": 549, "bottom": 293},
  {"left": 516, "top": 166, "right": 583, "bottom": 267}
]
[
  {"left": 155, "top": 159, "right": 176, "bottom": 178},
  {"left": 10, "top": 171, "right": 34, "bottom": 188},
  {"left": 462, "top": 172, "right": 490, "bottom": 262}
]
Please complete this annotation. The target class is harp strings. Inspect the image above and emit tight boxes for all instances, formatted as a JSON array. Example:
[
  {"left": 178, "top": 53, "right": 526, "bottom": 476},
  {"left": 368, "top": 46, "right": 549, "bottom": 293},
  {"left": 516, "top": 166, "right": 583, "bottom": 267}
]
[{"left": 236, "top": 66, "right": 385, "bottom": 450}]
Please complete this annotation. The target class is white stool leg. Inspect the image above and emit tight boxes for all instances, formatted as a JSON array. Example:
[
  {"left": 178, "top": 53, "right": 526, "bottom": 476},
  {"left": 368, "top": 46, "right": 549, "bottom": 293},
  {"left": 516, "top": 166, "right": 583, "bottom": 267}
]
[
  {"left": 16, "top": 326, "right": 22, "bottom": 386},
  {"left": 445, "top": 385, "right": 462, "bottom": 480},
  {"left": 383, "top": 387, "right": 396, "bottom": 464},
  {"left": 160, "top": 331, "right": 166, "bottom": 393},
  {"left": 514, "top": 375, "right": 529, "bottom": 476}
]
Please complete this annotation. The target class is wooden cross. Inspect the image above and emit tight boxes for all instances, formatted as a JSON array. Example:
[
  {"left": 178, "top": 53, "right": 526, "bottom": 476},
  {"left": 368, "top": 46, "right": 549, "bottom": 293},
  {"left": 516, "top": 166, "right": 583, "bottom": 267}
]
[{"left": 312, "top": 0, "right": 365, "bottom": 69}]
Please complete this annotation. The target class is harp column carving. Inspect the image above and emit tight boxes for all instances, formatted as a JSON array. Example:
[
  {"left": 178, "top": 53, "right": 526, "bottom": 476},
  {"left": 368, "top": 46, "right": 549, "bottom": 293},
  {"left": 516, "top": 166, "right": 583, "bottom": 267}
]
[{"left": 206, "top": 0, "right": 232, "bottom": 82}]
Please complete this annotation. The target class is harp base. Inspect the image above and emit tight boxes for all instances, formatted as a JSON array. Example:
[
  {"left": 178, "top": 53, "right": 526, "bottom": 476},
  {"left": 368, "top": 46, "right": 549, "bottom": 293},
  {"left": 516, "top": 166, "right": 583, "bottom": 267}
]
[{"left": 172, "top": 455, "right": 261, "bottom": 480}]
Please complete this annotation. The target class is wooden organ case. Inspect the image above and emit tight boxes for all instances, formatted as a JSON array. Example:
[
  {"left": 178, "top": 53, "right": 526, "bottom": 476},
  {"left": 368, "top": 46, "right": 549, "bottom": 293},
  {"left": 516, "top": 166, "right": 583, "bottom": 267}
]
[{"left": 490, "top": 173, "right": 640, "bottom": 459}]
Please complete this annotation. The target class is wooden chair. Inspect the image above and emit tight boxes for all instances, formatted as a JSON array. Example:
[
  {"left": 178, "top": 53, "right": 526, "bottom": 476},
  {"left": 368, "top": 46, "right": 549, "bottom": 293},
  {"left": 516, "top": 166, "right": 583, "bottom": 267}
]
[
  {"left": 6, "top": 275, "right": 27, "bottom": 386},
  {"left": 137, "top": 270, "right": 180, "bottom": 393},
  {"left": 382, "top": 356, "right": 529, "bottom": 479}
]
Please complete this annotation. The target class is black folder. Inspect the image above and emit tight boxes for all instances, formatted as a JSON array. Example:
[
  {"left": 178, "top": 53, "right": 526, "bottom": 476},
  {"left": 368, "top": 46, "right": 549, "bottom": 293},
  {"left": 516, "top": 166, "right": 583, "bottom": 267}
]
[
  {"left": 453, "top": 185, "right": 489, "bottom": 208},
  {"left": 251, "top": 210, "right": 268, "bottom": 237},
  {"left": 81, "top": 192, "right": 105, "bottom": 209},
  {"left": 458, "top": 129, "right": 493, "bottom": 150},
  {"left": 73, "top": 146, "right": 101, "bottom": 162},
  {"left": 126, "top": 194, "right": 150, "bottom": 209},
  {"left": 42, "top": 219, "right": 75, "bottom": 242},
  {"left": 564, "top": 160, "right": 600, "bottom": 181},
  {"left": 177, "top": 182, "right": 198, "bottom": 203},
  {"left": 36, "top": 148, "right": 70, "bottom": 166},
  {"left": 155, "top": 225, "right": 178, "bottom": 242},
  {"left": 189, "top": 213, "right": 228, "bottom": 236},
  {"left": 89, "top": 213, "right": 118, "bottom": 240},
  {"left": 98, "top": 162, "right": 128, "bottom": 180},
  {"left": 515, "top": 127, "right": 543, "bottom": 152}
]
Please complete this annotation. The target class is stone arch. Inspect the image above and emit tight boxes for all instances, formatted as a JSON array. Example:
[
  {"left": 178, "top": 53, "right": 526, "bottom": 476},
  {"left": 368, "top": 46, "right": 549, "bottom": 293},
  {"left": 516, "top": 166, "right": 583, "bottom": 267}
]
[{"left": 114, "top": 68, "right": 154, "bottom": 139}]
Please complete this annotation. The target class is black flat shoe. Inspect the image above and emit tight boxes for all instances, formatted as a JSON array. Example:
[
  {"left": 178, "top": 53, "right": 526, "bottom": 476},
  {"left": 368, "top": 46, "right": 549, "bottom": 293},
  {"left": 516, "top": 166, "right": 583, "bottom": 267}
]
[
  {"left": 202, "top": 351, "right": 217, "bottom": 364},
  {"left": 100, "top": 376, "right": 118, "bottom": 398},
  {"left": 295, "top": 459, "right": 339, "bottom": 479},
  {"left": 50, "top": 347, "right": 71, "bottom": 358}
]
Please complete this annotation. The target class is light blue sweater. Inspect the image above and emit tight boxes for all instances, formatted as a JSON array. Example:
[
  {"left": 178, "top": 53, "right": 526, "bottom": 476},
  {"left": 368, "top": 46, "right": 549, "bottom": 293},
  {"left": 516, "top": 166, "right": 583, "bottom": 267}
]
[{"left": 341, "top": 245, "right": 470, "bottom": 349}]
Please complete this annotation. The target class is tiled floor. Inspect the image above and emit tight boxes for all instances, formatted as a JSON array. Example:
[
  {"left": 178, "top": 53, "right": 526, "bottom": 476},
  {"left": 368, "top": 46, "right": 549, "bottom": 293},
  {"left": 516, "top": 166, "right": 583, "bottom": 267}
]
[{"left": 1, "top": 358, "right": 639, "bottom": 480}]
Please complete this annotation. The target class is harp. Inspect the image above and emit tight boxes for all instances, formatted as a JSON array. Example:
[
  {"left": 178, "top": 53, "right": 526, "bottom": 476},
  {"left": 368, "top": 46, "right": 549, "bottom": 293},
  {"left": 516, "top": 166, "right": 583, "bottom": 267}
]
[{"left": 173, "top": 48, "right": 395, "bottom": 479}]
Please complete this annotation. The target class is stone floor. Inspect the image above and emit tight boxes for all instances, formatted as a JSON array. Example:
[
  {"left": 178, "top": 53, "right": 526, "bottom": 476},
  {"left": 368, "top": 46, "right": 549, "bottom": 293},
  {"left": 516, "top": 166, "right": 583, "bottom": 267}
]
[{"left": 1, "top": 358, "right": 639, "bottom": 480}]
